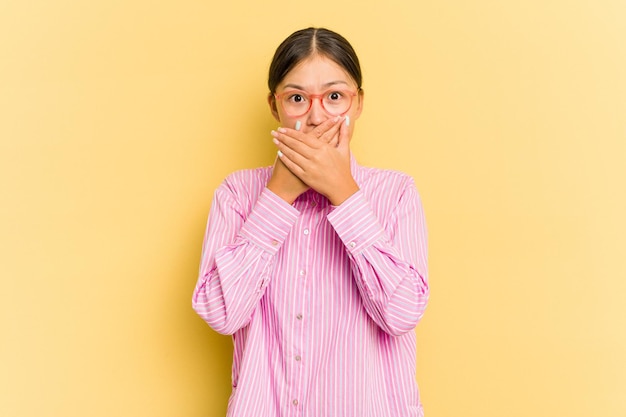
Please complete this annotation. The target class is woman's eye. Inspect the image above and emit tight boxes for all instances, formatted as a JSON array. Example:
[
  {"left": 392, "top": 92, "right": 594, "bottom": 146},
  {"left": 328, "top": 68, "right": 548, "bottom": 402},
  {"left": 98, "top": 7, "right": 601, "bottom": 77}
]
[
  {"left": 290, "top": 94, "right": 305, "bottom": 103},
  {"left": 328, "top": 91, "right": 343, "bottom": 101}
]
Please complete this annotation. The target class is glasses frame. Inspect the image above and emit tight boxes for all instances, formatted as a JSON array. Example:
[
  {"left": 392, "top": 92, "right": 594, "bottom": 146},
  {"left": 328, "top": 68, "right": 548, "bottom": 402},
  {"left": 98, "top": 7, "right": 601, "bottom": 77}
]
[{"left": 274, "top": 88, "right": 359, "bottom": 118}]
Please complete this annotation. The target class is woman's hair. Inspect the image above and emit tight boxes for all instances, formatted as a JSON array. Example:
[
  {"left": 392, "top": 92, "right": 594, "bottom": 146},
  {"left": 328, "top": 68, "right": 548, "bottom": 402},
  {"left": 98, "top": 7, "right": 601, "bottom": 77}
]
[{"left": 268, "top": 27, "right": 362, "bottom": 93}]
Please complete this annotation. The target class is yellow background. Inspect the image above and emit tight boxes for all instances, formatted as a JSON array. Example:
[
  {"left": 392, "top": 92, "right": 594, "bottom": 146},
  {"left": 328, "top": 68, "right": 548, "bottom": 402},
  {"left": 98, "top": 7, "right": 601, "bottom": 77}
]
[{"left": 1, "top": 0, "right": 625, "bottom": 416}]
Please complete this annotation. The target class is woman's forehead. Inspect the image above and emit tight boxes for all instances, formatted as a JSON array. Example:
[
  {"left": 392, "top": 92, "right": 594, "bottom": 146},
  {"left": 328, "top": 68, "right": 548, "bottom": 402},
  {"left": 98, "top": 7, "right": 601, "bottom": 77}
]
[{"left": 279, "top": 55, "right": 355, "bottom": 91}]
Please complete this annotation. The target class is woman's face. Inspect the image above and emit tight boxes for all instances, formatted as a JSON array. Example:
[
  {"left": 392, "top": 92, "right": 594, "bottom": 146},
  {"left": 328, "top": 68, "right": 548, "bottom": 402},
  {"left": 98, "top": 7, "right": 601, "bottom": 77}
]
[{"left": 269, "top": 54, "right": 363, "bottom": 137}]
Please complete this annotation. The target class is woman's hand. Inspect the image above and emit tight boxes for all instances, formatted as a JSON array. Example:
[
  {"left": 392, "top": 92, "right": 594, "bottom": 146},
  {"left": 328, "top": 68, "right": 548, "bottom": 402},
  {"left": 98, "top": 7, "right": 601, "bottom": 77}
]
[
  {"left": 267, "top": 117, "right": 347, "bottom": 204},
  {"left": 271, "top": 116, "right": 359, "bottom": 206}
]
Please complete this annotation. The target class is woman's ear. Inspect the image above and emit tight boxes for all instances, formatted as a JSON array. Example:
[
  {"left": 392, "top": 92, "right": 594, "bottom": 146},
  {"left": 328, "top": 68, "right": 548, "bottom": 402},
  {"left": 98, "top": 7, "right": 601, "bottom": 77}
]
[
  {"left": 353, "top": 88, "right": 364, "bottom": 120},
  {"left": 267, "top": 93, "right": 280, "bottom": 122}
]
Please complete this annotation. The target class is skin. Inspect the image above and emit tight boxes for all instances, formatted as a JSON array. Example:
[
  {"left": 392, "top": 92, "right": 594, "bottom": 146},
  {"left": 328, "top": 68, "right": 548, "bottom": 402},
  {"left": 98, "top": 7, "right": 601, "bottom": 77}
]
[{"left": 267, "top": 54, "right": 364, "bottom": 206}]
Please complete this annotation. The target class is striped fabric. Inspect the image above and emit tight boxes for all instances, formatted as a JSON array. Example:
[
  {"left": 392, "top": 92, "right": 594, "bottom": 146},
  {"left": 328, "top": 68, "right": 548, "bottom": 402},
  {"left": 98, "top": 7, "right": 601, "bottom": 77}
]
[{"left": 193, "top": 156, "right": 429, "bottom": 417}]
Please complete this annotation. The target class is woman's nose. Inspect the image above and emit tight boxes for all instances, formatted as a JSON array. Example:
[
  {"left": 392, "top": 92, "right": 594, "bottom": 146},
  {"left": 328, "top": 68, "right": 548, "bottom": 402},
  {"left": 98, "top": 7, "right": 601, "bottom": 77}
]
[{"left": 307, "top": 98, "right": 328, "bottom": 126}]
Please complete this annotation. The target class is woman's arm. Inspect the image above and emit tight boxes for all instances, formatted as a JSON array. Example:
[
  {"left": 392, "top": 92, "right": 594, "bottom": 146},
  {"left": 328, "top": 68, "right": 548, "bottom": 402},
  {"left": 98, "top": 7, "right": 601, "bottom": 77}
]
[
  {"left": 192, "top": 180, "right": 298, "bottom": 335},
  {"left": 327, "top": 180, "right": 429, "bottom": 336}
]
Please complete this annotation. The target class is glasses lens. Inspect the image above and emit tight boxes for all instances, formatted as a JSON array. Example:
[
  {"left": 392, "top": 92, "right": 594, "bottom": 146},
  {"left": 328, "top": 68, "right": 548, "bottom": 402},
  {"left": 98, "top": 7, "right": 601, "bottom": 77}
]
[
  {"left": 322, "top": 90, "right": 352, "bottom": 115},
  {"left": 282, "top": 92, "right": 309, "bottom": 117}
]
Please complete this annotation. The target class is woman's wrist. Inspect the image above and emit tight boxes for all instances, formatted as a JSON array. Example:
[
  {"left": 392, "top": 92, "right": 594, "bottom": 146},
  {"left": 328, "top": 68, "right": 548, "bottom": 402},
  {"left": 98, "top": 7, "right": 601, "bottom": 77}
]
[
  {"left": 268, "top": 159, "right": 308, "bottom": 204},
  {"left": 327, "top": 180, "right": 359, "bottom": 206}
]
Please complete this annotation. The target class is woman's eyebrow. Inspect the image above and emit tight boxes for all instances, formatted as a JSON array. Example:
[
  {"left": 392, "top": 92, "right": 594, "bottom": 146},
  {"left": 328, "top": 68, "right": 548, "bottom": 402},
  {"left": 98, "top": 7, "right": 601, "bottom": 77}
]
[
  {"left": 282, "top": 81, "right": 349, "bottom": 91},
  {"left": 282, "top": 83, "right": 306, "bottom": 90},
  {"left": 323, "top": 80, "right": 349, "bottom": 88}
]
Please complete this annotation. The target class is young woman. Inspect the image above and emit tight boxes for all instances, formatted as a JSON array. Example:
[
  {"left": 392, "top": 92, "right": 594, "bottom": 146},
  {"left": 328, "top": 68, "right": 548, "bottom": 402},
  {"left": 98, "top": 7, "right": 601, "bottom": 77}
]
[{"left": 193, "top": 27, "right": 429, "bottom": 417}]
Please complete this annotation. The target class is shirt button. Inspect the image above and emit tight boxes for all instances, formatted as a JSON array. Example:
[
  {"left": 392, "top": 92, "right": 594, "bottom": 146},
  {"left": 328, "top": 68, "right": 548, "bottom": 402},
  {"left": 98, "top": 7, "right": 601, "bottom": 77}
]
[
  {"left": 296, "top": 313, "right": 303, "bottom": 320},
  {"left": 349, "top": 241, "right": 356, "bottom": 248},
  {"left": 299, "top": 270, "right": 306, "bottom": 276},
  {"left": 303, "top": 229, "right": 309, "bottom": 235},
  {"left": 292, "top": 399, "right": 299, "bottom": 406},
  {"left": 310, "top": 201, "right": 317, "bottom": 207},
  {"left": 271, "top": 239, "right": 278, "bottom": 246},
  {"left": 295, "top": 355, "right": 301, "bottom": 361}
]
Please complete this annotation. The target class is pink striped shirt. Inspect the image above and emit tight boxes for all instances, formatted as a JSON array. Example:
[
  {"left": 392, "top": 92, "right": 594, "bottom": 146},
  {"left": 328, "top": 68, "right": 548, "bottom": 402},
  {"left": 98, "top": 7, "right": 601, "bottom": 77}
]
[{"left": 193, "top": 156, "right": 429, "bottom": 417}]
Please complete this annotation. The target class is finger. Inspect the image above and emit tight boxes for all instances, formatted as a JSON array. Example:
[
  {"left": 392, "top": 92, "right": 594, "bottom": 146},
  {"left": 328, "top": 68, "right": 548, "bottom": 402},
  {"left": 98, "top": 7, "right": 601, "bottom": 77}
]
[
  {"left": 310, "top": 116, "right": 342, "bottom": 139},
  {"left": 337, "top": 115, "right": 351, "bottom": 152},
  {"left": 272, "top": 127, "right": 316, "bottom": 150},
  {"left": 320, "top": 116, "right": 345, "bottom": 145},
  {"left": 274, "top": 140, "right": 306, "bottom": 178},
  {"left": 273, "top": 135, "right": 310, "bottom": 166},
  {"left": 328, "top": 131, "right": 340, "bottom": 147},
  {"left": 327, "top": 116, "right": 347, "bottom": 147},
  {"left": 273, "top": 116, "right": 340, "bottom": 146},
  {"left": 272, "top": 129, "right": 317, "bottom": 157}
]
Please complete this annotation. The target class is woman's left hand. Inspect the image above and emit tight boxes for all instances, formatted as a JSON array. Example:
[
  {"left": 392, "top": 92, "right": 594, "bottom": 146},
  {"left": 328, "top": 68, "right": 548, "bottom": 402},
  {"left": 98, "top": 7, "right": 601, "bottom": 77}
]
[{"left": 271, "top": 117, "right": 359, "bottom": 206}]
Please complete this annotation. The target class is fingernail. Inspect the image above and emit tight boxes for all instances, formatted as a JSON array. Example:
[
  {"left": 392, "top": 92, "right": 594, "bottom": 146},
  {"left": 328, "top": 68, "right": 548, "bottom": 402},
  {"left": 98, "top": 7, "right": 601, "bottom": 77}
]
[
  {"left": 272, "top": 138, "right": 279, "bottom": 145},
  {"left": 277, "top": 150, "right": 284, "bottom": 157},
  {"left": 345, "top": 115, "right": 350, "bottom": 126},
  {"left": 277, "top": 127, "right": 287, "bottom": 133},
  {"left": 295, "top": 120, "right": 301, "bottom": 131}
]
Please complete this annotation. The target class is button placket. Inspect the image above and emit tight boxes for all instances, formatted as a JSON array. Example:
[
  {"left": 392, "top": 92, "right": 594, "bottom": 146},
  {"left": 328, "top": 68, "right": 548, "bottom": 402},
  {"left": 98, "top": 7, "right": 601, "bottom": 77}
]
[
  {"left": 292, "top": 207, "right": 309, "bottom": 415},
  {"left": 289, "top": 196, "right": 318, "bottom": 414}
]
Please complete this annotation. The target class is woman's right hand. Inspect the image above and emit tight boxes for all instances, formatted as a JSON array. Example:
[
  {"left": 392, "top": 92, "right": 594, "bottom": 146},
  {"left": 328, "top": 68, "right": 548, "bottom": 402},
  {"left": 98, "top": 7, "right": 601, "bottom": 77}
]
[{"left": 267, "top": 116, "right": 344, "bottom": 204}]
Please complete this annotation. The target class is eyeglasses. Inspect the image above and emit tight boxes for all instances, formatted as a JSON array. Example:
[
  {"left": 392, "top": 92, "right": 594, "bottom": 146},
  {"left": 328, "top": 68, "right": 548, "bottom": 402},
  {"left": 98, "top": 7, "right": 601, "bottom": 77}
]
[{"left": 274, "top": 88, "right": 358, "bottom": 117}]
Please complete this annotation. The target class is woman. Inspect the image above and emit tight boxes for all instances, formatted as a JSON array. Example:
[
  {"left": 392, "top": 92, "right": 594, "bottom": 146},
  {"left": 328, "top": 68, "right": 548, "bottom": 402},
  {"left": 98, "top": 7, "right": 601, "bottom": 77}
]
[{"left": 193, "top": 27, "right": 429, "bottom": 417}]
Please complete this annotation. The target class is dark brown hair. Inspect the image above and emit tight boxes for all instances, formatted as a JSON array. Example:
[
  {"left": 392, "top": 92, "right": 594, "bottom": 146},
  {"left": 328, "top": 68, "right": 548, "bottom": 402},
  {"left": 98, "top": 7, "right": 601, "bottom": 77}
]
[{"left": 268, "top": 27, "right": 362, "bottom": 93}]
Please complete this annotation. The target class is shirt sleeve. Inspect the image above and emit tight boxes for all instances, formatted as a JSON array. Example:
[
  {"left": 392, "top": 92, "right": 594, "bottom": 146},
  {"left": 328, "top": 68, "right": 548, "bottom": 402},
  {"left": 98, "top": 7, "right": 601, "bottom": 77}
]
[
  {"left": 192, "top": 183, "right": 299, "bottom": 335},
  {"left": 326, "top": 183, "right": 429, "bottom": 336}
]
